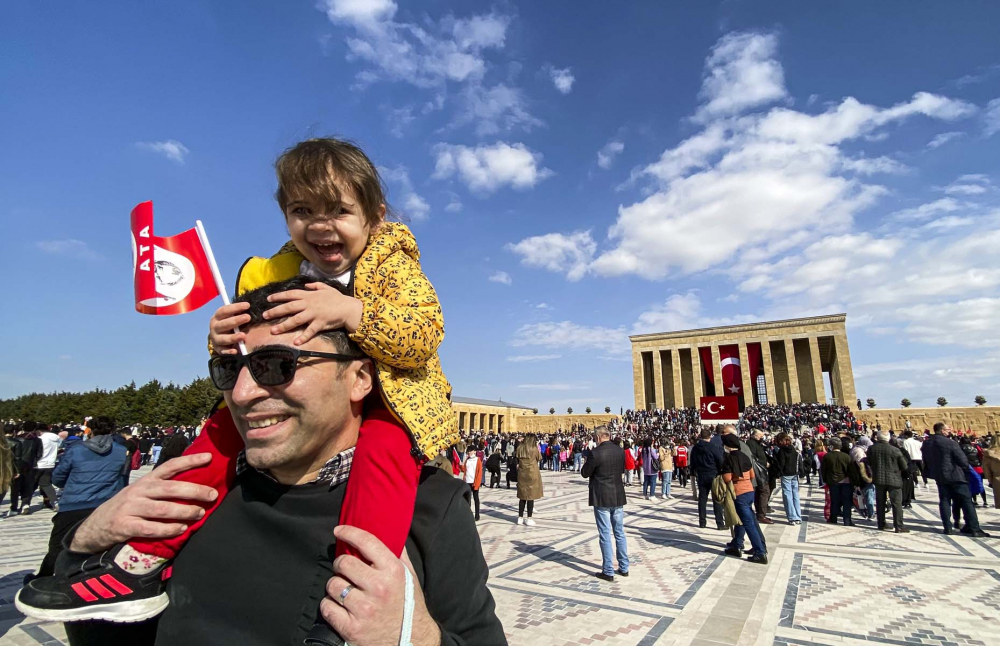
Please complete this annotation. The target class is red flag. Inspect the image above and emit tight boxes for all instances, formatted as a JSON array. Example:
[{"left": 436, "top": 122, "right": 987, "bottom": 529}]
[
  {"left": 719, "top": 344, "right": 743, "bottom": 397},
  {"left": 700, "top": 396, "right": 739, "bottom": 421},
  {"left": 131, "top": 201, "right": 219, "bottom": 315}
]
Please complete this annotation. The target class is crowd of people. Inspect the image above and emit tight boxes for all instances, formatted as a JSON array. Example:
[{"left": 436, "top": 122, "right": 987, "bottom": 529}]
[
  {"left": 1, "top": 420, "right": 196, "bottom": 518},
  {"left": 440, "top": 404, "right": 998, "bottom": 573}
]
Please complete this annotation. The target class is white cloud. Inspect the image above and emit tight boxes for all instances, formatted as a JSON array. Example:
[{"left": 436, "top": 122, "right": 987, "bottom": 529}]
[
  {"left": 597, "top": 140, "right": 625, "bottom": 169},
  {"left": 693, "top": 31, "right": 787, "bottom": 123},
  {"left": 433, "top": 142, "right": 552, "bottom": 193},
  {"left": 516, "top": 383, "right": 584, "bottom": 391},
  {"left": 506, "top": 231, "right": 595, "bottom": 281},
  {"left": 737, "top": 223, "right": 1000, "bottom": 350},
  {"left": 840, "top": 155, "right": 909, "bottom": 175},
  {"left": 512, "top": 31, "right": 975, "bottom": 282},
  {"left": 888, "top": 197, "right": 963, "bottom": 221},
  {"left": 632, "top": 292, "right": 758, "bottom": 335},
  {"left": 323, "top": 0, "right": 396, "bottom": 27},
  {"left": 489, "top": 270, "right": 512, "bottom": 285},
  {"left": 384, "top": 105, "right": 415, "bottom": 138},
  {"left": 940, "top": 174, "right": 992, "bottom": 196},
  {"left": 445, "top": 197, "right": 463, "bottom": 213},
  {"left": 321, "top": 1, "right": 508, "bottom": 88},
  {"left": 453, "top": 82, "right": 542, "bottom": 136},
  {"left": 451, "top": 13, "right": 509, "bottom": 50},
  {"left": 896, "top": 298, "right": 1000, "bottom": 347},
  {"left": 632, "top": 293, "right": 702, "bottom": 333},
  {"left": 548, "top": 66, "right": 575, "bottom": 94},
  {"left": 953, "top": 64, "right": 1000, "bottom": 88},
  {"left": 379, "top": 166, "right": 430, "bottom": 220},
  {"left": 510, "top": 320, "right": 628, "bottom": 355},
  {"left": 535, "top": 302, "right": 553, "bottom": 310},
  {"left": 36, "top": 239, "right": 102, "bottom": 260},
  {"left": 985, "top": 97, "right": 1000, "bottom": 137},
  {"left": 136, "top": 140, "right": 189, "bottom": 164},
  {"left": 926, "top": 131, "right": 964, "bottom": 149},
  {"left": 854, "top": 352, "right": 1000, "bottom": 408},
  {"left": 506, "top": 354, "right": 561, "bottom": 363}
]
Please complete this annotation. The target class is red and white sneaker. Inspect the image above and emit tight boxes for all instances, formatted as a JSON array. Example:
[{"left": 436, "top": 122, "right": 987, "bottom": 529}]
[{"left": 15, "top": 545, "right": 170, "bottom": 623}]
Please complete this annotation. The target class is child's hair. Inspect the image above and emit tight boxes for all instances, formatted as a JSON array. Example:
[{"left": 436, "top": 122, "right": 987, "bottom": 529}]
[{"left": 274, "top": 138, "right": 393, "bottom": 228}]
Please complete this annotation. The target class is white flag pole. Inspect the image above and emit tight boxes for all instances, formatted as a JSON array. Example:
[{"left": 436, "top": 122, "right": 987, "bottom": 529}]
[{"left": 195, "top": 220, "right": 248, "bottom": 356}]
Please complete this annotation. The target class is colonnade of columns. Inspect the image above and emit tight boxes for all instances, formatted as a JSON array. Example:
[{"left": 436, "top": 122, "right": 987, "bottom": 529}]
[
  {"left": 457, "top": 411, "right": 505, "bottom": 433},
  {"left": 633, "top": 333, "right": 856, "bottom": 411}
]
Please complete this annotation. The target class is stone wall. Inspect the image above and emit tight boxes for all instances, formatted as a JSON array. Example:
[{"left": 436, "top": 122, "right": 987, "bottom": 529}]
[
  {"left": 511, "top": 414, "right": 618, "bottom": 436},
  {"left": 855, "top": 407, "right": 1000, "bottom": 433}
]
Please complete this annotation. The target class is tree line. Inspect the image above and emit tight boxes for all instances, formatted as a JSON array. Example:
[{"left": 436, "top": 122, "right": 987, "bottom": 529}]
[{"left": 0, "top": 378, "right": 221, "bottom": 427}]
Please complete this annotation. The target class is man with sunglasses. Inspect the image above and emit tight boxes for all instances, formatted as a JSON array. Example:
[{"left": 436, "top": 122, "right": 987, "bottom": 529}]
[{"left": 41, "top": 276, "right": 505, "bottom": 646}]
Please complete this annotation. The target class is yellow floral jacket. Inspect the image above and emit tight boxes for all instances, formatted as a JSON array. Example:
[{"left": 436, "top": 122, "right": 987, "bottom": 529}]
[{"left": 233, "top": 222, "right": 458, "bottom": 460}]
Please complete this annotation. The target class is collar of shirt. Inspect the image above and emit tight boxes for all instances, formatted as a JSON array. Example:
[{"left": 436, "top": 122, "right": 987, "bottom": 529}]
[
  {"left": 300, "top": 260, "right": 352, "bottom": 287},
  {"left": 236, "top": 446, "right": 355, "bottom": 489}
]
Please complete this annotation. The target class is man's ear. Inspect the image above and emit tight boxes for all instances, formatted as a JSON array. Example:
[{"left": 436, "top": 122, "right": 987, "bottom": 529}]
[{"left": 349, "top": 358, "right": 375, "bottom": 404}]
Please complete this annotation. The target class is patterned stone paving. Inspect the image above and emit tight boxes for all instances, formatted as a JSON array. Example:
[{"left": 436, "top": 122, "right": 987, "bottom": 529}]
[{"left": 2, "top": 466, "right": 999, "bottom": 645}]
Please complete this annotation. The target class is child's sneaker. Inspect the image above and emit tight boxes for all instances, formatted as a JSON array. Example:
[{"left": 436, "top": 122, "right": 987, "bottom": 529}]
[{"left": 15, "top": 544, "right": 169, "bottom": 623}]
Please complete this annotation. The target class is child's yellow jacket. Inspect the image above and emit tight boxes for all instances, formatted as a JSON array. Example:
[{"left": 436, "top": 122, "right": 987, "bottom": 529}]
[{"left": 233, "top": 222, "right": 458, "bottom": 459}]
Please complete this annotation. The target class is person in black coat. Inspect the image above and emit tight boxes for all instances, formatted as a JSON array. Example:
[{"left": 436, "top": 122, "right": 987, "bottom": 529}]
[
  {"left": 485, "top": 450, "right": 502, "bottom": 489},
  {"left": 582, "top": 427, "right": 629, "bottom": 582},
  {"left": 922, "top": 423, "right": 989, "bottom": 536},
  {"left": 868, "top": 431, "right": 910, "bottom": 533},
  {"left": 689, "top": 428, "right": 724, "bottom": 529}
]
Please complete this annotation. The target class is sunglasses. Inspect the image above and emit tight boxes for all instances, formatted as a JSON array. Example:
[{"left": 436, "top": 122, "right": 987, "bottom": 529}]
[{"left": 208, "top": 346, "right": 362, "bottom": 390}]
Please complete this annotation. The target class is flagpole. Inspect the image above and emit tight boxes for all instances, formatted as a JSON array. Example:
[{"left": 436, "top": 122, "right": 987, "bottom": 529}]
[{"left": 195, "top": 220, "right": 248, "bottom": 356}]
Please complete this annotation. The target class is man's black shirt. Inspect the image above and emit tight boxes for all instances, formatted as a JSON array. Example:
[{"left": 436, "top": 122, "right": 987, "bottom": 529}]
[{"left": 63, "top": 466, "right": 505, "bottom": 646}]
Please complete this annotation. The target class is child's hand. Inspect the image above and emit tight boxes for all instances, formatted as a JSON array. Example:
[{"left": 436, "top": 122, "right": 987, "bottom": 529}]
[
  {"left": 264, "top": 282, "right": 364, "bottom": 345},
  {"left": 209, "top": 302, "right": 251, "bottom": 354}
]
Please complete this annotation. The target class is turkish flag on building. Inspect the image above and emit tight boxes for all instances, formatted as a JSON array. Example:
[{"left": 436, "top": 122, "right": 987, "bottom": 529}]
[
  {"left": 700, "top": 396, "right": 739, "bottom": 421},
  {"left": 719, "top": 344, "right": 743, "bottom": 397},
  {"left": 131, "top": 201, "right": 219, "bottom": 315}
]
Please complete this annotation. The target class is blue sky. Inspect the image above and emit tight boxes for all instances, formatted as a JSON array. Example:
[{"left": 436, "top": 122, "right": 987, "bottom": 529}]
[{"left": 2, "top": 1, "right": 999, "bottom": 412}]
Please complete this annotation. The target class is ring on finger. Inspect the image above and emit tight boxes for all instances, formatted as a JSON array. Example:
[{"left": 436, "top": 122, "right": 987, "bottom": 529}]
[{"left": 337, "top": 584, "right": 353, "bottom": 605}]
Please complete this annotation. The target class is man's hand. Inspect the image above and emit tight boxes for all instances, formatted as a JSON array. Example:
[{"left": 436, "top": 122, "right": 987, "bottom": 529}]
[
  {"left": 319, "top": 526, "right": 440, "bottom": 646},
  {"left": 209, "top": 302, "right": 251, "bottom": 354},
  {"left": 70, "top": 453, "right": 219, "bottom": 554},
  {"left": 263, "top": 283, "right": 364, "bottom": 346}
]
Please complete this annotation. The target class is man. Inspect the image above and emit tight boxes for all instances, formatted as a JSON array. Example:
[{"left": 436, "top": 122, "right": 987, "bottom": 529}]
[
  {"left": 20, "top": 277, "right": 505, "bottom": 645},
  {"left": 582, "top": 427, "right": 629, "bottom": 582},
  {"left": 139, "top": 433, "right": 153, "bottom": 466},
  {"left": 33, "top": 424, "right": 61, "bottom": 511},
  {"left": 820, "top": 437, "right": 854, "bottom": 526},
  {"left": 922, "top": 423, "right": 990, "bottom": 537},
  {"left": 868, "top": 430, "right": 910, "bottom": 533},
  {"left": 901, "top": 431, "right": 926, "bottom": 488},
  {"left": 9, "top": 422, "right": 41, "bottom": 515},
  {"left": 690, "top": 428, "right": 724, "bottom": 530},
  {"left": 32, "top": 416, "right": 128, "bottom": 579}
]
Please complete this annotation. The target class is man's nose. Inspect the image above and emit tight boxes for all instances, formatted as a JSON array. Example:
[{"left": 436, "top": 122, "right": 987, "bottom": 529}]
[{"left": 229, "top": 364, "right": 269, "bottom": 407}]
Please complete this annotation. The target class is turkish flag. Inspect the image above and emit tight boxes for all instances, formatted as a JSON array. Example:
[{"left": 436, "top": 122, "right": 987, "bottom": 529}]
[
  {"left": 700, "top": 396, "right": 739, "bottom": 421},
  {"left": 131, "top": 201, "right": 219, "bottom": 315},
  {"left": 719, "top": 344, "right": 743, "bottom": 396}
]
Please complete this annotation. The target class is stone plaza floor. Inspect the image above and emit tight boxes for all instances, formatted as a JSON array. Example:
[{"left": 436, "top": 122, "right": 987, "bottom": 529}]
[{"left": 2, "top": 466, "right": 998, "bottom": 645}]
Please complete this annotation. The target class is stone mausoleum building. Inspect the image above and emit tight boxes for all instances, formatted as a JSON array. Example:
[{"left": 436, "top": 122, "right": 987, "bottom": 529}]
[
  {"left": 630, "top": 314, "right": 858, "bottom": 412},
  {"left": 452, "top": 396, "right": 535, "bottom": 434}
]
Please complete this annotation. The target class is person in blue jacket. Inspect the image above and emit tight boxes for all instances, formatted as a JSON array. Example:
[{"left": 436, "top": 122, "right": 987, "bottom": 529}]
[{"left": 35, "top": 416, "right": 128, "bottom": 578}]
